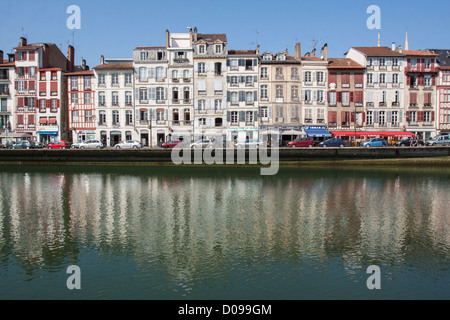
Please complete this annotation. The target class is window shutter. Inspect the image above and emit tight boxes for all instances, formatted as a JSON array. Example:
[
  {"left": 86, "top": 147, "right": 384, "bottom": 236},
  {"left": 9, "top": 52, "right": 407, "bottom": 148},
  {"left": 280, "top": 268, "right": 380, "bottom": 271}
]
[
  {"left": 227, "top": 91, "right": 231, "bottom": 102},
  {"left": 337, "top": 92, "right": 342, "bottom": 103},
  {"left": 268, "top": 105, "right": 272, "bottom": 118},
  {"left": 406, "top": 111, "right": 410, "bottom": 122},
  {"left": 387, "top": 111, "right": 392, "bottom": 123},
  {"left": 227, "top": 111, "right": 231, "bottom": 122},
  {"left": 349, "top": 92, "right": 354, "bottom": 103},
  {"left": 239, "top": 91, "right": 245, "bottom": 102},
  {"left": 431, "top": 111, "right": 435, "bottom": 121},
  {"left": 239, "top": 111, "right": 245, "bottom": 122},
  {"left": 254, "top": 90, "right": 258, "bottom": 102},
  {"left": 406, "top": 76, "right": 411, "bottom": 86}
]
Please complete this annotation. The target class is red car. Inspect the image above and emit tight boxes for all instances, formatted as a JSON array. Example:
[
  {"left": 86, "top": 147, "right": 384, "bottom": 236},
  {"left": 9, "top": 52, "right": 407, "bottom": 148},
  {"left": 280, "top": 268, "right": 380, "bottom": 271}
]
[
  {"left": 47, "top": 141, "right": 72, "bottom": 149},
  {"left": 287, "top": 137, "right": 314, "bottom": 148},
  {"left": 161, "top": 140, "right": 181, "bottom": 148}
]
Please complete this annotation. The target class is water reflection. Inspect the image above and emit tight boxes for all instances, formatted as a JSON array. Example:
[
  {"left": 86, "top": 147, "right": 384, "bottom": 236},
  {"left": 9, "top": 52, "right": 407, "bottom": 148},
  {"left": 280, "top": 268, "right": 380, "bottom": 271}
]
[{"left": 0, "top": 166, "right": 449, "bottom": 299}]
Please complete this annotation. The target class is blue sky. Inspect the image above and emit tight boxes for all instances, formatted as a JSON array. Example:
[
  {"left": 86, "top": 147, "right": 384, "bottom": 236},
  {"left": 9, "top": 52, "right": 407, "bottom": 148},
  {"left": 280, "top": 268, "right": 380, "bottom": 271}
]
[{"left": 1, "top": 0, "right": 449, "bottom": 68}]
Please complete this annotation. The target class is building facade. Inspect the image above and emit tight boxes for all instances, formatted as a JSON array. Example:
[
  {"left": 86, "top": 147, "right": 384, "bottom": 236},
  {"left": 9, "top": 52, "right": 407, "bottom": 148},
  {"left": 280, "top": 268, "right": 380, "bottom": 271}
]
[
  {"left": 226, "top": 49, "right": 259, "bottom": 144},
  {"left": 0, "top": 51, "right": 15, "bottom": 144},
  {"left": 346, "top": 46, "right": 407, "bottom": 133}
]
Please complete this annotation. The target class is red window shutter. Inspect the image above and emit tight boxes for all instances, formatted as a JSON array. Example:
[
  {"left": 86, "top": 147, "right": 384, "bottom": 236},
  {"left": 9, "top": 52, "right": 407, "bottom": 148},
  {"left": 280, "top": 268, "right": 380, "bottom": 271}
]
[
  {"left": 15, "top": 52, "right": 18, "bottom": 61},
  {"left": 39, "top": 82, "right": 46, "bottom": 92},
  {"left": 407, "top": 76, "right": 411, "bottom": 86},
  {"left": 29, "top": 51, "right": 35, "bottom": 61},
  {"left": 329, "top": 73, "right": 337, "bottom": 84},
  {"left": 50, "top": 82, "right": 58, "bottom": 92},
  {"left": 431, "top": 111, "right": 435, "bottom": 121},
  {"left": 406, "top": 111, "right": 410, "bottom": 122},
  {"left": 350, "top": 92, "right": 354, "bottom": 102},
  {"left": 29, "top": 80, "right": 35, "bottom": 90},
  {"left": 56, "top": 100, "right": 60, "bottom": 108},
  {"left": 15, "top": 81, "right": 18, "bottom": 90},
  {"left": 18, "top": 97, "right": 24, "bottom": 106},
  {"left": 24, "top": 81, "right": 28, "bottom": 90},
  {"left": 337, "top": 92, "right": 342, "bottom": 103},
  {"left": 17, "top": 115, "right": 24, "bottom": 124},
  {"left": 351, "top": 112, "right": 355, "bottom": 122},
  {"left": 46, "top": 99, "right": 50, "bottom": 108},
  {"left": 23, "top": 52, "right": 27, "bottom": 61},
  {"left": 432, "top": 76, "right": 436, "bottom": 86},
  {"left": 362, "top": 112, "right": 366, "bottom": 123},
  {"left": 28, "top": 114, "right": 34, "bottom": 124}
]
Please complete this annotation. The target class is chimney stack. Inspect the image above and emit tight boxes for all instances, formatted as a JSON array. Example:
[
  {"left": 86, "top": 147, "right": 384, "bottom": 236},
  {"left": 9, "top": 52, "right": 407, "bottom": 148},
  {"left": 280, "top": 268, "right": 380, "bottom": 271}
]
[
  {"left": 19, "top": 37, "right": 27, "bottom": 47},
  {"left": 396, "top": 45, "right": 403, "bottom": 54},
  {"left": 0, "top": 50, "right": 3, "bottom": 64},
  {"left": 294, "top": 42, "right": 301, "bottom": 60},
  {"left": 194, "top": 27, "right": 198, "bottom": 42},
  {"left": 100, "top": 55, "right": 105, "bottom": 65},
  {"left": 165, "top": 29, "right": 170, "bottom": 48},
  {"left": 67, "top": 45, "right": 75, "bottom": 72},
  {"left": 189, "top": 27, "right": 193, "bottom": 43},
  {"left": 311, "top": 48, "right": 316, "bottom": 57},
  {"left": 82, "top": 59, "right": 86, "bottom": 70},
  {"left": 392, "top": 42, "right": 396, "bottom": 51},
  {"left": 321, "top": 43, "right": 328, "bottom": 61}
]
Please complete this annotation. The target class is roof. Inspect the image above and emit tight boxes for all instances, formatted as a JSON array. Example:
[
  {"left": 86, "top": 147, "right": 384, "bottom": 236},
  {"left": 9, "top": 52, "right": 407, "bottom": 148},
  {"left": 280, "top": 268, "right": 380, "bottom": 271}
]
[
  {"left": 0, "top": 60, "right": 15, "bottom": 67},
  {"left": 135, "top": 46, "right": 166, "bottom": 50},
  {"left": 301, "top": 56, "right": 326, "bottom": 62},
  {"left": 228, "top": 50, "right": 257, "bottom": 56},
  {"left": 402, "top": 50, "right": 439, "bottom": 57},
  {"left": 425, "top": 49, "right": 450, "bottom": 68},
  {"left": 196, "top": 33, "right": 227, "bottom": 43},
  {"left": 327, "top": 58, "right": 365, "bottom": 69},
  {"left": 93, "top": 63, "right": 133, "bottom": 70},
  {"left": 352, "top": 46, "right": 404, "bottom": 57},
  {"left": 65, "top": 70, "right": 94, "bottom": 76}
]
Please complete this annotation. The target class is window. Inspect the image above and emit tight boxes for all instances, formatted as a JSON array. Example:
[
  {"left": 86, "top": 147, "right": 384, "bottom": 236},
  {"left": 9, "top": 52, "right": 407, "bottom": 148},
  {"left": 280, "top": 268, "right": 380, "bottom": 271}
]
[
  {"left": 261, "top": 67, "right": 268, "bottom": 79},
  {"left": 260, "top": 85, "right": 268, "bottom": 100},
  {"left": 393, "top": 74, "right": 399, "bottom": 84},
  {"left": 172, "top": 70, "right": 178, "bottom": 80},
  {"left": 231, "top": 111, "right": 238, "bottom": 124},
  {"left": 304, "top": 71, "right": 312, "bottom": 82},
  {"left": 291, "top": 86, "right": 298, "bottom": 100},
  {"left": 367, "top": 74, "right": 373, "bottom": 84},
  {"left": 215, "top": 62, "right": 222, "bottom": 76},
  {"left": 84, "top": 92, "right": 91, "bottom": 104},
  {"left": 126, "top": 110, "right": 133, "bottom": 125},
  {"left": 156, "top": 87, "right": 165, "bottom": 101},
  {"left": 112, "top": 92, "right": 119, "bottom": 106},
  {"left": 425, "top": 60, "right": 431, "bottom": 69},
  {"left": 198, "top": 118, "right": 206, "bottom": 126},
  {"left": 342, "top": 92, "right": 349, "bottom": 106},
  {"left": 198, "top": 100, "right": 206, "bottom": 112},
  {"left": 98, "top": 111, "right": 106, "bottom": 125},
  {"left": 379, "top": 111, "right": 385, "bottom": 126},
  {"left": 424, "top": 76, "right": 431, "bottom": 87},
  {"left": 276, "top": 68, "right": 283, "bottom": 79},
  {"left": 214, "top": 99, "right": 222, "bottom": 111},
  {"left": 230, "top": 59, "right": 238, "bottom": 70},
  {"left": 246, "top": 111, "right": 253, "bottom": 123},
  {"left": 317, "top": 71, "right": 324, "bottom": 83},
  {"left": 71, "top": 93, "right": 78, "bottom": 105},
  {"left": 98, "top": 74, "right": 105, "bottom": 85},
  {"left": 99, "top": 92, "right": 105, "bottom": 106},
  {"left": 156, "top": 67, "right": 165, "bottom": 80},
  {"left": 379, "top": 58, "right": 386, "bottom": 66},
  {"left": 304, "top": 108, "right": 312, "bottom": 122},
  {"left": 245, "top": 76, "right": 253, "bottom": 86},
  {"left": 85, "top": 110, "right": 93, "bottom": 122},
  {"left": 317, "top": 90, "right": 324, "bottom": 103},
  {"left": 112, "top": 110, "right": 119, "bottom": 125},
  {"left": 230, "top": 76, "right": 238, "bottom": 86},
  {"left": 392, "top": 111, "right": 398, "bottom": 125},
  {"left": 84, "top": 77, "right": 91, "bottom": 90},
  {"left": 199, "top": 45, "right": 205, "bottom": 54},
  {"left": 231, "top": 92, "right": 238, "bottom": 105},
  {"left": 198, "top": 63, "right": 206, "bottom": 74},
  {"left": 367, "top": 111, "right": 373, "bottom": 125},
  {"left": 291, "top": 68, "right": 299, "bottom": 80},
  {"left": 72, "top": 110, "right": 79, "bottom": 122},
  {"left": 380, "top": 73, "right": 386, "bottom": 84},
  {"left": 140, "top": 51, "right": 148, "bottom": 61},
  {"left": 215, "top": 45, "right": 222, "bottom": 54},
  {"left": 125, "top": 91, "right": 132, "bottom": 105},
  {"left": 276, "top": 85, "right": 283, "bottom": 99},
  {"left": 260, "top": 107, "right": 268, "bottom": 118},
  {"left": 291, "top": 105, "right": 299, "bottom": 120},
  {"left": 304, "top": 90, "right": 311, "bottom": 102},
  {"left": 125, "top": 74, "right": 132, "bottom": 86},
  {"left": 111, "top": 74, "right": 119, "bottom": 85},
  {"left": 409, "top": 111, "right": 417, "bottom": 123},
  {"left": 393, "top": 58, "right": 399, "bottom": 67},
  {"left": 342, "top": 73, "right": 350, "bottom": 87},
  {"left": 245, "top": 92, "right": 253, "bottom": 105},
  {"left": 183, "top": 70, "right": 189, "bottom": 79},
  {"left": 71, "top": 77, "right": 78, "bottom": 90},
  {"left": 329, "top": 92, "right": 336, "bottom": 106}
]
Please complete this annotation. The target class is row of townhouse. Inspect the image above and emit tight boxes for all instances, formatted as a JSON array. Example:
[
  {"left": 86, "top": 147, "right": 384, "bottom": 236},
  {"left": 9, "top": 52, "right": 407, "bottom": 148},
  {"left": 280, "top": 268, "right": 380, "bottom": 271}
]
[{"left": 1, "top": 31, "right": 450, "bottom": 146}]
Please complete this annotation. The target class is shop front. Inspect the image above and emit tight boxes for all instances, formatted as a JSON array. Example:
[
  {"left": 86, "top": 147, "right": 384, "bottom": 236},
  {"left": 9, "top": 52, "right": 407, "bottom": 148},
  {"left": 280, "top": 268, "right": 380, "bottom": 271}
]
[{"left": 36, "top": 126, "right": 59, "bottom": 144}]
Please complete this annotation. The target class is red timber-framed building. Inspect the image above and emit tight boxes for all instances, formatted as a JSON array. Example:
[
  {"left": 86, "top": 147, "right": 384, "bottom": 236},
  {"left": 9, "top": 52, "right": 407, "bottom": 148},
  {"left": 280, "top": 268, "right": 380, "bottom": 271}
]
[
  {"left": 403, "top": 50, "right": 440, "bottom": 139},
  {"left": 66, "top": 68, "right": 96, "bottom": 143},
  {"left": 13, "top": 37, "right": 74, "bottom": 143},
  {"left": 425, "top": 49, "right": 450, "bottom": 134},
  {"left": 326, "top": 58, "right": 365, "bottom": 141}
]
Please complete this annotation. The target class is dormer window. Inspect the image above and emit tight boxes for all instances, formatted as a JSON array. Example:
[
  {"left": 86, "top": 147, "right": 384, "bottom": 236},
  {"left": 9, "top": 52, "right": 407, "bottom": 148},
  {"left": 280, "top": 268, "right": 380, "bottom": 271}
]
[
  {"left": 215, "top": 45, "right": 222, "bottom": 54},
  {"left": 263, "top": 54, "right": 272, "bottom": 61},
  {"left": 276, "top": 54, "right": 285, "bottom": 61},
  {"left": 199, "top": 45, "right": 205, "bottom": 54},
  {"left": 140, "top": 51, "right": 147, "bottom": 61}
]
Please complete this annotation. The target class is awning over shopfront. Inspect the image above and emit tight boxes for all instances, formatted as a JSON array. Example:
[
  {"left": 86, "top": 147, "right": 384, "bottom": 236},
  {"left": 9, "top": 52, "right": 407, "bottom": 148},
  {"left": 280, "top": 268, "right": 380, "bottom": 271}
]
[
  {"left": 331, "top": 131, "right": 416, "bottom": 138},
  {"left": 304, "top": 126, "right": 332, "bottom": 138}
]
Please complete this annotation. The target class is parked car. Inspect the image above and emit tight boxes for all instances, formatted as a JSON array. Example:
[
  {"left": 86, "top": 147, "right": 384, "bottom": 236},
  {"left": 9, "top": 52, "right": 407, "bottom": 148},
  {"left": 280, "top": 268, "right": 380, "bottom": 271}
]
[
  {"left": 395, "top": 138, "right": 424, "bottom": 147},
  {"left": 71, "top": 141, "right": 83, "bottom": 149},
  {"left": 161, "top": 140, "right": 181, "bottom": 148},
  {"left": 47, "top": 140, "right": 72, "bottom": 149},
  {"left": 12, "top": 140, "right": 32, "bottom": 149},
  {"left": 190, "top": 139, "right": 212, "bottom": 149},
  {"left": 361, "top": 138, "right": 388, "bottom": 148},
  {"left": 79, "top": 139, "right": 103, "bottom": 149},
  {"left": 426, "top": 135, "right": 450, "bottom": 146},
  {"left": 235, "top": 139, "right": 263, "bottom": 149},
  {"left": 318, "top": 138, "right": 345, "bottom": 148},
  {"left": 287, "top": 137, "right": 314, "bottom": 148},
  {"left": 115, "top": 140, "right": 142, "bottom": 149}
]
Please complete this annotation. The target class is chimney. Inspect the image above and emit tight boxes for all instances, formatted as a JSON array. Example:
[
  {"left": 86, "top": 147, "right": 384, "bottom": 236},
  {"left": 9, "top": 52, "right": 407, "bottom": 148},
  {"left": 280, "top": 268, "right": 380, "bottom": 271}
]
[
  {"left": 100, "top": 55, "right": 105, "bottom": 65},
  {"left": 285, "top": 47, "right": 289, "bottom": 55},
  {"left": 19, "top": 37, "right": 27, "bottom": 47},
  {"left": 42, "top": 44, "right": 49, "bottom": 68},
  {"left": 392, "top": 42, "right": 396, "bottom": 51},
  {"left": 194, "top": 27, "right": 198, "bottom": 42},
  {"left": 189, "top": 28, "right": 193, "bottom": 43},
  {"left": 405, "top": 31, "right": 409, "bottom": 50},
  {"left": 294, "top": 42, "right": 301, "bottom": 60},
  {"left": 311, "top": 48, "right": 316, "bottom": 57},
  {"left": 0, "top": 50, "right": 3, "bottom": 64},
  {"left": 82, "top": 59, "right": 86, "bottom": 70},
  {"left": 256, "top": 45, "right": 260, "bottom": 55},
  {"left": 305, "top": 52, "right": 310, "bottom": 57},
  {"left": 377, "top": 32, "right": 381, "bottom": 47},
  {"left": 396, "top": 45, "right": 403, "bottom": 54},
  {"left": 67, "top": 45, "right": 75, "bottom": 72},
  {"left": 321, "top": 43, "right": 328, "bottom": 61},
  {"left": 165, "top": 29, "right": 170, "bottom": 48}
]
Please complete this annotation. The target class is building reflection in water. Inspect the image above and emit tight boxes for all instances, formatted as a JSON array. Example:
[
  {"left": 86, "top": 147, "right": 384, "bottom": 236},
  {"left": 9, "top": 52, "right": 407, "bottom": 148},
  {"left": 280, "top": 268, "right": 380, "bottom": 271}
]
[{"left": 0, "top": 167, "right": 449, "bottom": 296}]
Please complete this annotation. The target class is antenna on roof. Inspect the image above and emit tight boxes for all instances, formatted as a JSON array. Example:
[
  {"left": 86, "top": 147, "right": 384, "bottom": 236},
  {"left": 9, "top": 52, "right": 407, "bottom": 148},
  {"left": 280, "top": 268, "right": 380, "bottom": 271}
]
[{"left": 255, "top": 30, "right": 259, "bottom": 47}]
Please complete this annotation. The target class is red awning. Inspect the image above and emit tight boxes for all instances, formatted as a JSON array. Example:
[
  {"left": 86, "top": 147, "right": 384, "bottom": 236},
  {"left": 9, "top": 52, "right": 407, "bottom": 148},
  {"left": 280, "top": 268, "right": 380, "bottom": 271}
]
[
  {"left": 331, "top": 131, "right": 416, "bottom": 138},
  {"left": 48, "top": 117, "right": 57, "bottom": 124},
  {"left": 39, "top": 117, "right": 47, "bottom": 124}
]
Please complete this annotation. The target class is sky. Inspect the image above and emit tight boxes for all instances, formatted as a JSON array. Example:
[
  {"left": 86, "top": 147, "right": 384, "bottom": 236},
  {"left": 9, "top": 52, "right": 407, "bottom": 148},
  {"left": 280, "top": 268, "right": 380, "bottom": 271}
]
[{"left": 1, "top": 0, "right": 449, "bottom": 68}]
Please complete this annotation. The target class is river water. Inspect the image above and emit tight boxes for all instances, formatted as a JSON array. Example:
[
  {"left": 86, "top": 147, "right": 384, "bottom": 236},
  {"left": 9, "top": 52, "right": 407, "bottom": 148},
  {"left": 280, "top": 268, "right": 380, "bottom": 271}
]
[{"left": 0, "top": 165, "right": 449, "bottom": 300}]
